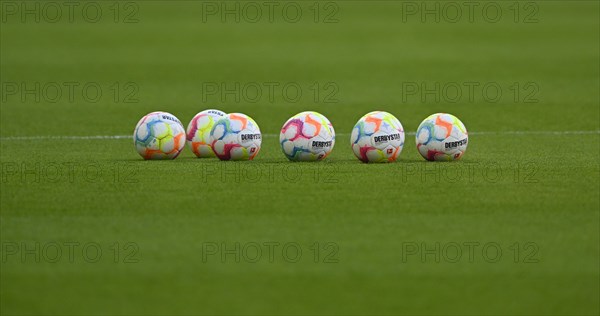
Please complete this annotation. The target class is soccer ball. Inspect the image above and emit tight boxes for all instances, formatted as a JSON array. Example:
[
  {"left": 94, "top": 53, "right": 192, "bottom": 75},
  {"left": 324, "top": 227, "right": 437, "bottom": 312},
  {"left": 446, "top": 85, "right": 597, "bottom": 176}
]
[
  {"left": 416, "top": 113, "right": 468, "bottom": 161},
  {"left": 280, "top": 111, "right": 335, "bottom": 161},
  {"left": 186, "top": 109, "right": 226, "bottom": 158},
  {"left": 210, "top": 113, "right": 262, "bottom": 161},
  {"left": 351, "top": 111, "right": 405, "bottom": 163},
  {"left": 133, "top": 111, "right": 186, "bottom": 160}
]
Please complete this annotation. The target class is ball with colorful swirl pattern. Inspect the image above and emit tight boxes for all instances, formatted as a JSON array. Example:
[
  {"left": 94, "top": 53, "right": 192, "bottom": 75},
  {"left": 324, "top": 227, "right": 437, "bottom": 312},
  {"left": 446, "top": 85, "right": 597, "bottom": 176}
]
[
  {"left": 280, "top": 111, "right": 336, "bottom": 161},
  {"left": 416, "top": 113, "right": 468, "bottom": 161},
  {"left": 350, "top": 111, "right": 405, "bottom": 163},
  {"left": 186, "top": 109, "right": 226, "bottom": 158},
  {"left": 133, "top": 111, "right": 186, "bottom": 160},
  {"left": 210, "top": 113, "right": 262, "bottom": 161}
]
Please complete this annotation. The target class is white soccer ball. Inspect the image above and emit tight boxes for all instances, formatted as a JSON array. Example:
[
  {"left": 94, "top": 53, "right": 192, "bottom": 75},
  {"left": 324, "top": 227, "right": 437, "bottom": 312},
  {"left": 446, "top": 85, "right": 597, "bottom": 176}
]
[
  {"left": 186, "top": 109, "right": 226, "bottom": 158},
  {"left": 416, "top": 113, "right": 468, "bottom": 161},
  {"left": 279, "top": 111, "right": 335, "bottom": 161},
  {"left": 210, "top": 113, "right": 262, "bottom": 161},
  {"left": 350, "top": 111, "right": 405, "bottom": 163},
  {"left": 133, "top": 111, "right": 186, "bottom": 160}
]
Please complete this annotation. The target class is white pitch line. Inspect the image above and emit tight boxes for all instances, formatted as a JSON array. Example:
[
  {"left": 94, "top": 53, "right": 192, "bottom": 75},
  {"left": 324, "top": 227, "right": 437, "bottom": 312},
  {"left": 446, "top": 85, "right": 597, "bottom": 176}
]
[
  {"left": 0, "top": 135, "right": 131, "bottom": 141},
  {"left": 468, "top": 130, "right": 600, "bottom": 135},
  {"left": 0, "top": 130, "right": 598, "bottom": 141}
]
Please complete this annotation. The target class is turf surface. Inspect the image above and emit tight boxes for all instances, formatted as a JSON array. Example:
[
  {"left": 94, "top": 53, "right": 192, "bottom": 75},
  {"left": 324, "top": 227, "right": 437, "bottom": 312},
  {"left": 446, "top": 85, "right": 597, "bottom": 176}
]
[{"left": 1, "top": 1, "right": 599, "bottom": 315}]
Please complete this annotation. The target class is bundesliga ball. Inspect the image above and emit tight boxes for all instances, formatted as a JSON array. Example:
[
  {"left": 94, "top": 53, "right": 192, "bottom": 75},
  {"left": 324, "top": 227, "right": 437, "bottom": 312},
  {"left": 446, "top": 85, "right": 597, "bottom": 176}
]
[
  {"left": 280, "top": 111, "right": 335, "bottom": 161},
  {"left": 350, "top": 111, "right": 405, "bottom": 163},
  {"left": 210, "top": 113, "right": 262, "bottom": 161},
  {"left": 133, "top": 111, "right": 186, "bottom": 160},
  {"left": 186, "top": 109, "right": 226, "bottom": 158},
  {"left": 416, "top": 113, "right": 468, "bottom": 161}
]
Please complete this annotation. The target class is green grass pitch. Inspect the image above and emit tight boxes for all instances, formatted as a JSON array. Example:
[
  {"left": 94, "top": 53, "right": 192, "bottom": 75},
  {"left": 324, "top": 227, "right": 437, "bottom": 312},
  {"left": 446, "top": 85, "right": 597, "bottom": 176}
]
[{"left": 1, "top": 1, "right": 599, "bottom": 315}]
